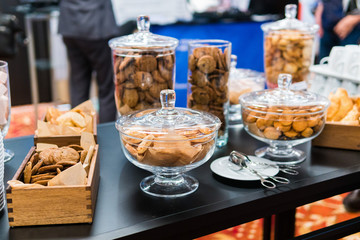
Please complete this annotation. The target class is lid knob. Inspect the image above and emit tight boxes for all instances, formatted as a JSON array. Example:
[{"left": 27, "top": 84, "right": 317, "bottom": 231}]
[
  {"left": 159, "top": 89, "right": 176, "bottom": 116},
  {"left": 137, "top": 15, "right": 150, "bottom": 32},
  {"left": 285, "top": 4, "right": 297, "bottom": 19},
  {"left": 277, "top": 73, "right": 292, "bottom": 90}
]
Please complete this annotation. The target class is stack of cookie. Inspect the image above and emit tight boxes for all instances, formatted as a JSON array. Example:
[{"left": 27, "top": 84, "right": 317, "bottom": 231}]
[
  {"left": 113, "top": 49, "right": 175, "bottom": 115},
  {"left": 264, "top": 30, "right": 314, "bottom": 88},
  {"left": 22, "top": 144, "right": 88, "bottom": 186},
  {"left": 187, "top": 46, "right": 230, "bottom": 138}
]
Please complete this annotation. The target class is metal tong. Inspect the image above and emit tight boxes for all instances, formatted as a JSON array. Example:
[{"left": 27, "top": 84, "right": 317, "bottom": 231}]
[
  {"left": 229, "top": 151, "right": 291, "bottom": 189},
  {"left": 246, "top": 159, "right": 299, "bottom": 175}
]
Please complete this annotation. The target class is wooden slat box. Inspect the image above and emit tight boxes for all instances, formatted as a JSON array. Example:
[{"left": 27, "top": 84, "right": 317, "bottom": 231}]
[
  {"left": 312, "top": 122, "right": 360, "bottom": 150},
  {"left": 6, "top": 143, "right": 100, "bottom": 227},
  {"left": 34, "top": 115, "right": 98, "bottom": 145}
]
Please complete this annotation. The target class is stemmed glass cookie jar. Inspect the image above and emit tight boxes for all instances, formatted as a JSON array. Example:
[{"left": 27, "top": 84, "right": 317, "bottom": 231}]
[
  {"left": 116, "top": 90, "right": 221, "bottom": 197},
  {"left": 261, "top": 4, "right": 318, "bottom": 89},
  {"left": 109, "top": 15, "right": 179, "bottom": 116},
  {"left": 240, "top": 74, "right": 329, "bottom": 165}
]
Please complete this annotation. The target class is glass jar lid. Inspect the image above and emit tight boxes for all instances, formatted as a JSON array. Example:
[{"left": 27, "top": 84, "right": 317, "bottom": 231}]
[
  {"left": 116, "top": 89, "right": 221, "bottom": 135},
  {"left": 239, "top": 74, "right": 329, "bottom": 114},
  {"left": 261, "top": 4, "right": 319, "bottom": 34},
  {"left": 109, "top": 15, "right": 179, "bottom": 51}
]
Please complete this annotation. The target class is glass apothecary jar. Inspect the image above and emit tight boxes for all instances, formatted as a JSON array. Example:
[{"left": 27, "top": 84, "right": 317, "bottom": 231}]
[
  {"left": 109, "top": 15, "right": 179, "bottom": 116},
  {"left": 261, "top": 4, "right": 319, "bottom": 89}
]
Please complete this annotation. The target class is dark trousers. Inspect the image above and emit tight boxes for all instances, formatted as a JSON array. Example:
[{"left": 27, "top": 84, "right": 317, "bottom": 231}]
[
  {"left": 63, "top": 37, "right": 116, "bottom": 123},
  {"left": 319, "top": 26, "right": 360, "bottom": 62}
]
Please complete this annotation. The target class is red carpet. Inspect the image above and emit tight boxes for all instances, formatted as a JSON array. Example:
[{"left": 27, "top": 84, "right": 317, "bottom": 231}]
[{"left": 7, "top": 103, "right": 360, "bottom": 240}]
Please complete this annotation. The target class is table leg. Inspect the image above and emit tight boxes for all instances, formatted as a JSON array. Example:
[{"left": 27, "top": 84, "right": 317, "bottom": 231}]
[
  {"left": 263, "top": 216, "right": 272, "bottom": 240},
  {"left": 274, "top": 208, "right": 296, "bottom": 240}
]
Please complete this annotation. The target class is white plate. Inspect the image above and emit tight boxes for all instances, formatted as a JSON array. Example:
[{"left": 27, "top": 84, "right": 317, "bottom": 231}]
[{"left": 210, "top": 155, "right": 279, "bottom": 181}]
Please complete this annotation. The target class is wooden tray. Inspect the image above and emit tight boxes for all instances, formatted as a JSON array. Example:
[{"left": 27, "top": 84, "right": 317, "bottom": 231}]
[
  {"left": 312, "top": 122, "right": 360, "bottom": 150},
  {"left": 6, "top": 143, "right": 100, "bottom": 227}
]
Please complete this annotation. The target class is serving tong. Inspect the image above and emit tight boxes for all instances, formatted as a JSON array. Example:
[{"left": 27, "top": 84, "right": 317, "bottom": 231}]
[{"left": 228, "top": 151, "right": 297, "bottom": 189}]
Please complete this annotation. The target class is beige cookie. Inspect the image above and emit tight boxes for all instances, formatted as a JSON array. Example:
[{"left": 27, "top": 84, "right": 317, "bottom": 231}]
[
  {"left": 158, "top": 63, "right": 173, "bottom": 81},
  {"left": 38, "top": 165, "right": 64, "bottom": 174},
  {"left": 52, "top": 147, "right": 79, "bottom": 163},
  {"left": 123, "top": 63, "right": 136, "bottom": 82},
  {"left": 119, "top": 55, "right": 135, "bottom": 71},
  {"left": 23, "top": 161, "right": 32, "bottom": 184},
  {"left": 39, "top": 148, "right": 56, "bottom": 165},
  {"left": 160, "top": 54, "right": 174, "bottom": 70},
  {"left": 263, "top": 127, "right": 281, "bottom": 140},
  {"left": 113, "top": 56, "right": 122, "bottom": 74},
  {"left": 188, "top": 54, "right": 197, "bottom": 71},
  {"left": 135, "top": 71, "right": 153, "bottom": 90},
  {"left": 33, "top": 180, "right": 49, "bottom": 186},
  {"left": 56, "top": 160, "right": 77, "bottom": 166},
  {"left": 29, "top": 152, "right": 40, "bottom": 166},
  {"left": 149, "top": 82, "right": 168, "bottom": 99},
  {"left": 284, "top": 129, "right": 298, "bottom": 138},
  {"left": 123, "top": 88, "right": 139, "bottom": 108},
  {"left": 136, "top": 55, "right": 157, "bottom": 72},
  {"left": 145, "top": 91, "right": 156, "bottom": 103},
  {"left": 192, "top": 70, "right": 208, "bottom": 87},
  {"left": 192, "top": 88, "right": 210, "bottom": 105},
  {"left": 151, "top": 70, "right": 166, "bottom": 83},
  {"left": 197, "top": 55, "right": 216, "bottom": 74},
  {"left": 31, "top": 159, "right": 44, "bottom": 175},
  {"left": 68, "top": 144, "right": 84, "bottom": 151},
  {"left": 31, "top": 174, "right": 55, "bottom": 183},
  {"left": 193, "top": 47, "right": 211, "bottom": 59}
]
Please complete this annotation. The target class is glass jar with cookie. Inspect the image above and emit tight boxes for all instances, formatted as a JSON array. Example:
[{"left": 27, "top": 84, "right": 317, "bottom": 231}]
[
  {"left": 261, "top": 4, "right": 318, "bottom": 89},
  {"left": 187, "top": 40, "right": 231, "bottom": 147},
  {"left": 240, "top": 74, "right": 329, "bottom": 165},
  {"left": 109, "top": 15, "right": 179, "bottom": 116},
  {"left": 116, "top": 89, "right": 221, "bottom": 197}
]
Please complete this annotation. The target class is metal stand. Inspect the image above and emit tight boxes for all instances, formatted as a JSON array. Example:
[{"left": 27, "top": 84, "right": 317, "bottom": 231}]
[{"left": 24, "top": 8, "right": 60, "bottom": 126}]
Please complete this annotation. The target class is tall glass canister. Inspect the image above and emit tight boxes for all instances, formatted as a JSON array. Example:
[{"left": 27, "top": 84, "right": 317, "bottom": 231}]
[
  {"left": 187, "top": 40, "right": 231, "bottom": 147},
  {"left": 109, "top": 16, "right": 179, "bottom": 116},
  {"left": 261, "top": 4, "right": 318, "bottom": 89}
]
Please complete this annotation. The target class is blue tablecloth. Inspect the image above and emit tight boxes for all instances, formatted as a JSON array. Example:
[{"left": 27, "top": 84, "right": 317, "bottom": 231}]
[{"left": 151, "top": 21, "right": 264, "bottom": 107}]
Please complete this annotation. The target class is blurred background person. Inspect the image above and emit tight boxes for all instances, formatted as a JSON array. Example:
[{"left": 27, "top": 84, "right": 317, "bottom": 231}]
[
  {"left": 58, "top": 0, "right": 134, "bottom": 123},
  {"left": 315, "top": 0, "right": 360, "bottom": 61}
]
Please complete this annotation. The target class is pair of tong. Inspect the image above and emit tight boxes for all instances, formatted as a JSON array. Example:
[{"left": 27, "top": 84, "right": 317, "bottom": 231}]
[
  {"left": 244, "top": 157, "right": 299, "bottom": 175},
  {"left": 229, "top": 151, "right": 291, "bottom": 189}
]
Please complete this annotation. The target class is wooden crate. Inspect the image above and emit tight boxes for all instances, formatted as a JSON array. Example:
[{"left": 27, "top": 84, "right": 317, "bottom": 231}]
[
  {"left": 6, "top": 144, "right": 100, "bottom": 227},
  {"left": 34, "top": 115, "right": 97, "bottom": 145},
  {"left": 312, "top": 122, "right": 360, "bottom": 150}
]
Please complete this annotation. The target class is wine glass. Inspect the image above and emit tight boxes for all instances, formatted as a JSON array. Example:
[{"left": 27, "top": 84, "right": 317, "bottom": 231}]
[{"left": 0, "top": 60, "right": 14, "bottom": 162}]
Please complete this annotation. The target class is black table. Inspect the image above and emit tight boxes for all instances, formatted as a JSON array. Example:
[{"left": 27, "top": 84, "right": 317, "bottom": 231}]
[{"left": 1, "top": 123, "right": 360, "bottom": 240}]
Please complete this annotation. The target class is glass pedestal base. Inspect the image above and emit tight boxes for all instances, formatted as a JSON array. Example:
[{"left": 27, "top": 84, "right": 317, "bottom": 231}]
[
  {"left": 4, "top": 149, "right": 14, "bottom": 163},
  {"left": 140, "top": 174, "right": 199, "bottom": 198},
  {"left": 255, "top": 146, "right": 306, "bottom": 166}
]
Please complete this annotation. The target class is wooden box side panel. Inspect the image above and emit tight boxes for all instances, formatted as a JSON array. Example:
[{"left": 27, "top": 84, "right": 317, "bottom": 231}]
[
  {"left": 34, "top": 136, "right": 84, "bottom": 146},
  {"left": 7, "top": 187, "right": 92, "bottom": 226},
  {"left": 312, "top": 123, "right": 360, "bottom": 150},
  {"left": 86, "top": 145, "right": 100, "bottom": 219}
]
